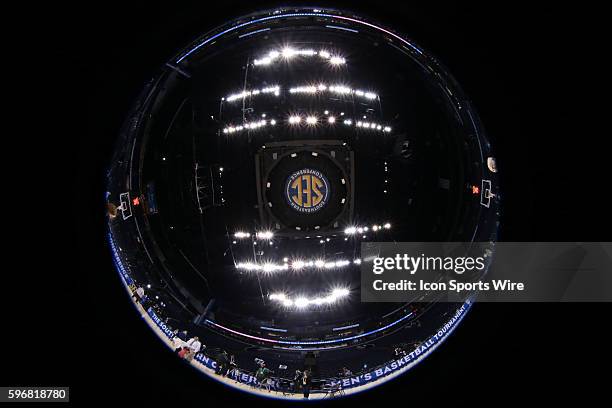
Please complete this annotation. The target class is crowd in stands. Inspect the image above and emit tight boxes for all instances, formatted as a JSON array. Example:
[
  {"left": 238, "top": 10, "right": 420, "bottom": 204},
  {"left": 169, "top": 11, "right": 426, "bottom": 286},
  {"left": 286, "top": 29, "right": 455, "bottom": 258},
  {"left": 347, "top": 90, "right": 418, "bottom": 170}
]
[{"left": 130, "top": 284, "right": 423, "bottom": 398}]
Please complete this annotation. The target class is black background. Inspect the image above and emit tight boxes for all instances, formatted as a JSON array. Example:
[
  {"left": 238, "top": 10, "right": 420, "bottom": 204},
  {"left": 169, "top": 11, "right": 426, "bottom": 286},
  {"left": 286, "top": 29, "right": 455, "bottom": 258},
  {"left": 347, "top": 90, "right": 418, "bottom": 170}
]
[{"left": 3, "top": 1, "right": 610, "bottom": 405}]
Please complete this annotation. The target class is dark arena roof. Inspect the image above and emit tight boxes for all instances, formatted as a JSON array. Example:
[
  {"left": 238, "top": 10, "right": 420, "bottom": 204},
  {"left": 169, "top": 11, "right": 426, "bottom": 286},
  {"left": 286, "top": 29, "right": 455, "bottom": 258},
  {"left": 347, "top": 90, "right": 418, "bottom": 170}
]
[{"left": 106, "top": 7, "right": 500, "bottom": 399}]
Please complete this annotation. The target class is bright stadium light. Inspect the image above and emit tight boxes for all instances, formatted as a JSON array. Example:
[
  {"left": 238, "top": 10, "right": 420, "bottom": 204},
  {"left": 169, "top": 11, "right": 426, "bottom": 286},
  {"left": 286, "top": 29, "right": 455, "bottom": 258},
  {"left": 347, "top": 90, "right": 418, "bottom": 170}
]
[
  {"left": 287, "top": 83, "right": 376, "bottom": 99},
  {"left": 288, "top": 115, "right": 302, "bottom": 124},
  {"left": 235, "top": 256, "right": 358, "bottom": 273},
  {"left": 262, "top": 262, "right": 288, "bottom": 273},
  {"left": 306, "top": 116, "right": 318, "bottom": 125},
  {"left": 256, "top": 230, "right": 274, "bottom": 240},
  {"left": 262, "top": 86, "right": 280, "bottom": 94},
  {"left": 236, "top": 261, "right": 289, "bottom": 273},
  {"left": 269, "top": 293, "right": 286, "bottom": 301},
  {"left": 269, "top": 288, "right": 351, "bottom": 309},
  {"left": 225, "top": 90, "right": 248, "bottom": 101},
  {"left": 344, "top": 222, "right": 390, "bottom": 235},
  {"left": 282, "top": 47, "right": 296, "bottom": 58},
  {"left": 331, "top": 288, "right": 350, "bottom": 299},
  {"left": 223, "top": 118, "right": 277, "bottom": 134},
  {"left": 328, "top": 116, "right": 336, "bottom": 124},
  {"left": 224, "top": 86, "right": 280, "bottom": 102},
  {"left": 290, "top": 86, "right": 317, "bottom": 94},
  {"left": 252, "top": 47, "right": 348, "bottom": 68},
  {"left": 254, "top": 57, "right": 272, "bottom": 65},
  {"left": 236, "top": 262, "right": 259, "bottom": 271},
  {"left": 334, "top": 288, "right": 350, "bottom": 296},
  {"left": 329, "top": 85, "right": 352, "bottom": 94},
  {"left": 295, "top": 297, "right": 309, "bottom": 308}
]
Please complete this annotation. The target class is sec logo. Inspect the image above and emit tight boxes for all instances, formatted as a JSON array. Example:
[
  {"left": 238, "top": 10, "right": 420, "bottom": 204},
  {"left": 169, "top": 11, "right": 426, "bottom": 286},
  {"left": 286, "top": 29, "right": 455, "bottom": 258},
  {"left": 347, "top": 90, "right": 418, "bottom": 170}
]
[{"left": 285, "top": 168, "right": 330, "bottom": 213}]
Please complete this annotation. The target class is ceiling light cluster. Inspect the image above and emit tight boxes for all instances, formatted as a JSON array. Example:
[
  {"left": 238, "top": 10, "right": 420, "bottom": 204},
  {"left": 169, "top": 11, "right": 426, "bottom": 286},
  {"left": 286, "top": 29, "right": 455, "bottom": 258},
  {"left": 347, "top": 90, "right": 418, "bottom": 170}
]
[
  {"left": 289, "top": 83, "right": 378, "bottom": 100},
  {"left": 223, "top": 86, "right": 280, "bottom": 102},
  {"left": 344, "top": 223, "right": 391, "bottom": 235},
  {"left": 286, "top": 114, "right": 391, "bottom": 132},
  {"left": 223, "top": 119, "right": 277, "bottom": 134},
  {"left": 221, "top": 115, "right": 392, "bottom": 135},
  {"left": 236, "top": 262, "right": 288, "bottom": 273},
  {"left": 232, "top": 230, "right": 275, "bottom": 240},
  {"left": 269, "top": 288, "right": 350, "bottom": 308},
  {"left": 305, "top": 116, "right": 318, "bottom": 125},
  {"left": 235, "top": 258, "right": 361, "bottom": 272},
  {"left": 253, "top": 47, "right": 346, "bottom": 66},
  {"left": 356, "top": 122, "right": 392, "bottom": 132},
  {"left": 222, "top": 83, "right": 377, "bottom": 104},
  {"left": 256, "top": 231, "right": 275, "bottom": 240}
]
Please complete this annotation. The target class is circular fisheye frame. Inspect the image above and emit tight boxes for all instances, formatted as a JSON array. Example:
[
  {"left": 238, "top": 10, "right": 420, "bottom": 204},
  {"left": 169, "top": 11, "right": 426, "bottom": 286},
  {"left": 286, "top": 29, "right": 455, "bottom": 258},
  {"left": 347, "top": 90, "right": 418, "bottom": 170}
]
[{"left": 106, "top": 7, "right": 500, "bottom": 400}]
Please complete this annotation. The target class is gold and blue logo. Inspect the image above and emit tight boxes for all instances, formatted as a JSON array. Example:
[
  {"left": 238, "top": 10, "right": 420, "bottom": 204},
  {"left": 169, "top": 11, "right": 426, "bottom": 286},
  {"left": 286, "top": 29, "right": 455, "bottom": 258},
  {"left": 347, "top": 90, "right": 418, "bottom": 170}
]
[{"left": 285, "top": 168, "right": 330, "bottom": 213}]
